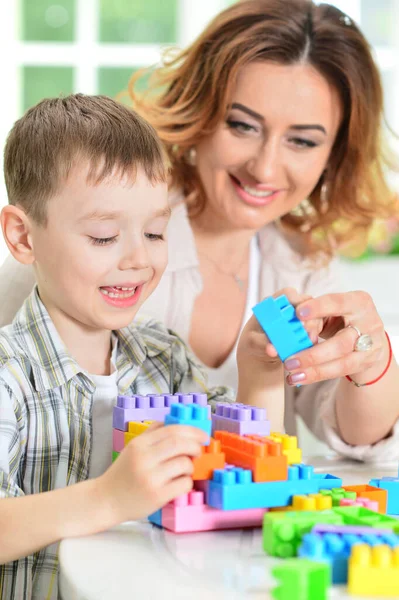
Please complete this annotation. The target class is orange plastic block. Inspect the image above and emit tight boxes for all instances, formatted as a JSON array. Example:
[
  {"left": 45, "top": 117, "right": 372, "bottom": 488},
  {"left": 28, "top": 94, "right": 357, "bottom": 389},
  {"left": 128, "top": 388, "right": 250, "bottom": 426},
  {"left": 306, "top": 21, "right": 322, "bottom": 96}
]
[
  {"left": 214, "top": 431, "right": 288, "bottom": 482},
  {"left": 124, "top": 420, "right": 153, "bottom": 445},
  {"left": 343, "top": 484, "right": 387, "bottom": 514},
  {"left": 268, "top": 432, "right": 302, "bottom": 465},
  {"left": 192, "top": 438, "right": 225, "bottom": 480}
]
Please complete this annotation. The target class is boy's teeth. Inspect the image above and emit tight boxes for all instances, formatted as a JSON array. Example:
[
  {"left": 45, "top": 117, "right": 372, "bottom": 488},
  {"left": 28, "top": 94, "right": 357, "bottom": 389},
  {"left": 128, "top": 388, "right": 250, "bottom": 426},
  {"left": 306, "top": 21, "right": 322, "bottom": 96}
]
[
  {"left": 100, "top": 286, "right": 137, "bottom": 299},
  {"left": 241, "top": 183, "right": 274, "bottom": 198}
]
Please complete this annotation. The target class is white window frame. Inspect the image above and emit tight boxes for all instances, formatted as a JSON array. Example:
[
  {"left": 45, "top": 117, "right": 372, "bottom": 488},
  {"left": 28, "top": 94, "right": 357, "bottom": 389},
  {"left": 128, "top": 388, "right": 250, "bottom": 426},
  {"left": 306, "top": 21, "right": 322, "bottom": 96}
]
[{"left": 0, "top": 0, "right": 398, "bottom": 262}]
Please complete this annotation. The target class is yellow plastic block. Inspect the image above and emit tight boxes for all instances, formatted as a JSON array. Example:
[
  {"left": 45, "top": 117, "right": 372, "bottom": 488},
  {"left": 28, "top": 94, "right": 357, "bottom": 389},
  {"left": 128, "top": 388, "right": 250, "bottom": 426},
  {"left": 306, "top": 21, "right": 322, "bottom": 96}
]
[
  {"left": 268, "top": 432, "right": 302, "bottom": 465},
  {"left": 292, "top": 493, "right": 332, "bottom": 511},
  {"left": 124, "top": 421, "right": 153, "bottom": 445},
  {"left": 348, "top": 544, "right": 399, "bottom": 597}
]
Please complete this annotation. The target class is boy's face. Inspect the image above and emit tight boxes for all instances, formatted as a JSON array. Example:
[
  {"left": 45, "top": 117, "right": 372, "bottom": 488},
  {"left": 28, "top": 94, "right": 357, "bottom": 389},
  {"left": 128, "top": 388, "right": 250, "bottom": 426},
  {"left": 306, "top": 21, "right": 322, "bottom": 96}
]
[{"left": 30, "top": 162, "right": 170, "bottom": 332}]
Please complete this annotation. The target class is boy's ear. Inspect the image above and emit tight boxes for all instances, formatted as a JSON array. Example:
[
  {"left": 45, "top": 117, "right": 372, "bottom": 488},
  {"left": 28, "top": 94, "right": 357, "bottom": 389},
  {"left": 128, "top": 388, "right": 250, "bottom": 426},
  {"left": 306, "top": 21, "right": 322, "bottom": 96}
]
[{"left": 1, "top": 205, "right": 36, "bottom": 265}]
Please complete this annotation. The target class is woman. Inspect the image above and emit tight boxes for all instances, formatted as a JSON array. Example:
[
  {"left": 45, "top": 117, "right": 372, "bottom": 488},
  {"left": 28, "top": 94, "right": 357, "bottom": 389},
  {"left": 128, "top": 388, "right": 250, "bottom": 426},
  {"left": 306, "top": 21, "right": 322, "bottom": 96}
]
[{"left": 1, "top": 0, "right": 398, "bottom": 459}]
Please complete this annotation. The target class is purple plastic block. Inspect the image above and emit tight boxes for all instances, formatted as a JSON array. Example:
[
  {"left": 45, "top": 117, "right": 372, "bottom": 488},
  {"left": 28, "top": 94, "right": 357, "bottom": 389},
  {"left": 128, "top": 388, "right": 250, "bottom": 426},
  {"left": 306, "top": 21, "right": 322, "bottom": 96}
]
[
  {"left": 212, "top": 402, "right": 270, "bottom": 436},
  {"left": 113, "top": 392, "right": 211, "bottom": 431},
  {"left": 312, "top": 524, "right": 397, "bottom": 537}
]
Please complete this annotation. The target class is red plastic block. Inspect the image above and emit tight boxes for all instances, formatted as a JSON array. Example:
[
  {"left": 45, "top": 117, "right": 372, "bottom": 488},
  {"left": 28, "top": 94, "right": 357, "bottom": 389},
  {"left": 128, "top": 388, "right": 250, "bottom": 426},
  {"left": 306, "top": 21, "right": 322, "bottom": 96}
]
[
  {"left": 162, "top": 490, "right": 267, "bottom": 532},
  {"left": 214, "top": 431, "right": 288, "bottom": 482},
  {"left": 342, "top": 484, "right": 387, "bottom": 514},
  {"left": 192, "top": 438, "right": 225, "bottom": 480}
]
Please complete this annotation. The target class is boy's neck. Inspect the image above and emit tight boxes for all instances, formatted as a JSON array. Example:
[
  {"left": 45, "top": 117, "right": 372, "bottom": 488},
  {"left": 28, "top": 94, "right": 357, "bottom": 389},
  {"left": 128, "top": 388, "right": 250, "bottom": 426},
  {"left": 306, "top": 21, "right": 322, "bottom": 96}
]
[{"left": 39, "top": 294, "right": 113, "bottom": 376}]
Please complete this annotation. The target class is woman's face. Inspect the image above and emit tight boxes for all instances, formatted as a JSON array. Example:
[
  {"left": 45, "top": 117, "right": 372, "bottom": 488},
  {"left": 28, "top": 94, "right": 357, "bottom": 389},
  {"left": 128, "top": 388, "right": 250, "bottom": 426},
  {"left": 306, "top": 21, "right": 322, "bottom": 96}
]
[{"left": 195, "top": 61, "right": 342, "bottom": 231}]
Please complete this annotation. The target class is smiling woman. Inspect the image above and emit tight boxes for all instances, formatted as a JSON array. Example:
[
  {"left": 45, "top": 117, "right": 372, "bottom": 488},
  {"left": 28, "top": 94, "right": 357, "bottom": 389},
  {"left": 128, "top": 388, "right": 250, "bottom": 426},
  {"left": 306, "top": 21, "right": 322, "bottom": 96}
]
[{"left": 1, "top": 0, "right": 399, "bottom": 462}]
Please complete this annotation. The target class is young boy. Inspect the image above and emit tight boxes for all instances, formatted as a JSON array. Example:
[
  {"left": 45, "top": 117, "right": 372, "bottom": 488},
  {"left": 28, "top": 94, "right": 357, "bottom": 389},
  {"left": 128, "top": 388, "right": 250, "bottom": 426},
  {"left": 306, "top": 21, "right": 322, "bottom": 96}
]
[{"left": 0, "top": 94, "right": 284, "bottom": 598}]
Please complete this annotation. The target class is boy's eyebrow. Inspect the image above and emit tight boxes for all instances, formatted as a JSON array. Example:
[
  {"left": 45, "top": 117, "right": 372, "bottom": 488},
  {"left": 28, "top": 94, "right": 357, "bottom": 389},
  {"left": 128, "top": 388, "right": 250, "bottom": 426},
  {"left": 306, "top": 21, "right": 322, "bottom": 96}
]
[{"left": 79, "top": 207, "right": 172, "bottom": 222}]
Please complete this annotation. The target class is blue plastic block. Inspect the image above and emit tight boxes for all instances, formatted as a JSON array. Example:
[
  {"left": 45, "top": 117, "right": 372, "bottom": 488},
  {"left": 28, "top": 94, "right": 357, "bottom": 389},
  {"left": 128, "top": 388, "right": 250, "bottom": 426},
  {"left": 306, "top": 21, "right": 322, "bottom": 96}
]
[
  {"left": 299, "top": 529, "right": 399, "bottom": 585},
  {"left": 207, "top": 466, "right": 342, "bottom": 511},
  {"left": 369, "top": 477, "right": 399, "bottom": 515},
  {"left": 148, "top": 509, "right": 163, "bottom": 527},
  {"left": 164, "top": 403, "right": 211, "bottom": 444},
  {"left": 252, "top": 295, "right": 313, "bottom": 361}
]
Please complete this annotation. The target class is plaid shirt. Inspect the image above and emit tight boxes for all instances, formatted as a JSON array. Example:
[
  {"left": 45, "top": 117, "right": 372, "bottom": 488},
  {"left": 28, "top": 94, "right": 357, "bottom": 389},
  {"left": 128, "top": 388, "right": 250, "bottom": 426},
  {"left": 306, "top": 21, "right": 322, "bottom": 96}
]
[{"left": 0, "top": 288, "right": 233, "bottom": 599}]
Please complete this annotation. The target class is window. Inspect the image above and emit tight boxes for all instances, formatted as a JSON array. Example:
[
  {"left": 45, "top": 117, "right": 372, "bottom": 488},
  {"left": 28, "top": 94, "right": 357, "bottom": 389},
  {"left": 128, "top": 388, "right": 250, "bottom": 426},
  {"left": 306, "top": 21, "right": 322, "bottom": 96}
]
[{"left": 0, "top": 0, "right": 398, "bottom": 264}]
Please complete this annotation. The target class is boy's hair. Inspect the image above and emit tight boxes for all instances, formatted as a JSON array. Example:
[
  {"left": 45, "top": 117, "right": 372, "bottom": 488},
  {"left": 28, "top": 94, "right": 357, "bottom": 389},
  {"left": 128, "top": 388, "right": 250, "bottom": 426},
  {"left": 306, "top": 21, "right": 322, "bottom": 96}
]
[{"left": 4, "top": 93, "right": 168, "bottom": 225}]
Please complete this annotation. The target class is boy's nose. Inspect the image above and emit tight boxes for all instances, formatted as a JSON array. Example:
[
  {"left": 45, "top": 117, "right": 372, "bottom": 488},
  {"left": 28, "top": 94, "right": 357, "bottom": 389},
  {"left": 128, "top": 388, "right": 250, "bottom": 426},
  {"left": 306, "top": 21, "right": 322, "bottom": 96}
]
[{"left": 119, "top": 243, "right": 149, "bottom": 271}]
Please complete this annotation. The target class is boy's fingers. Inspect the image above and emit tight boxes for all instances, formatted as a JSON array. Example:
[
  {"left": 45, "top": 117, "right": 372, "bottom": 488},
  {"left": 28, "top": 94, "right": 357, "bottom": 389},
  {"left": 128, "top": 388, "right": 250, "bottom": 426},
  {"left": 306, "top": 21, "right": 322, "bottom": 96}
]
[
  {"left": 154, "top": 435, "right": 204, "bottom": 463},
  {"left": 158, "top": 455, "right": 195, "bottom": 482},
  {"left": 144, "top": 423, "right": 209, "bottom": 447}
]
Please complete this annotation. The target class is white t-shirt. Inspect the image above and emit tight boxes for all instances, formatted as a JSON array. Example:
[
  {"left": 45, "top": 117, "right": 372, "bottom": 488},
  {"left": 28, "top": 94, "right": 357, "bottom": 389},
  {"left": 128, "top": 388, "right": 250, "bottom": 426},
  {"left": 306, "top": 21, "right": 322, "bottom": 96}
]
[
  {"left": 88, "top": 337, "right": 118, "bottom": 479},
  {"left": 207, "top": 236, "right": 261, "bottom": 389}
]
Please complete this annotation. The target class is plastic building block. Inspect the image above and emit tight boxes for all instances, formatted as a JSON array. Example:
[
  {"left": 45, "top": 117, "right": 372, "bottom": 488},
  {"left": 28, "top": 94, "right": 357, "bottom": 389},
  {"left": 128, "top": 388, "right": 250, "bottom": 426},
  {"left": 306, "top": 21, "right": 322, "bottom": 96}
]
[
  {"left": 124, "top": 420, "right": 153, "bottom": 445},
  {"left": 113, "top": 392, "right": 210, "bottom": 431},
  {"left": 318, "top": 487, "right": 357, "bottom": 507},
  {"left": 340, "top": 496, "right": 379, "bottom": 512},
  {"left": 369, "top": 477, "right": 399, "bottom": 515},
  {"left": 148, "top": 509, "right": 163, "bottom": 527},
  {"left": 252, "top": 295, "right": 313, "bottom": 362},
  {"left": 160, "top": 490, "right": 267, "bottom": 533},
  {"left": 207, "top": 465, "right": 342, "bottom": 511},
  {"left": 267, "top": 432, "right": 302, "bottom": 465},
  {"left": 332, "top": 506, "right": 399, "bottom": 532},
  {"left": 312, "top": 523, "right": 399, "bottom": 544},
  {"left": 214, "top": 431, "right": 288, "bottom": 482},
  {"left": 113, "top": 428, "right": 125, "bottom": 452},
  {"left": 164, "top": 404, "right": 211, "bottom": 443},
  {"left": 192, "top": 438, "right": 225, "bottom": 480},
  {"left": 343, "top": 484, "right": 387, "bottom": 513},
  {"left": 292, "top": 493, "right": 333, "bottom": 511},
  {"left": 263, "top": 509, "right": 344, "bottom": 558},
  {"left": 348, "top": 544, "right": 399, "bottom": 597},
  {"left": 211, "top": 402, "right": 270, "bottom": 436},
  {"left": 299, "top": 529, "right": 399, "bottom": 585},
  {"left": 112, "top": 450, "right": 119, "bottom": 462},
  {"left": 271, "top": 559, "right": 329, "bottom": 600}
]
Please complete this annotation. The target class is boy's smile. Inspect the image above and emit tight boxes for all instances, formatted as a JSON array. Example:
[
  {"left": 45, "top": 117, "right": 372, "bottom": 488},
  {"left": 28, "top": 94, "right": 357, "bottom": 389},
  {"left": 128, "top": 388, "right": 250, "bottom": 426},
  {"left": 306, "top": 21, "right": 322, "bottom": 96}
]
[{"left": 26, "top": 160, "right": 169, "bottom": 370}]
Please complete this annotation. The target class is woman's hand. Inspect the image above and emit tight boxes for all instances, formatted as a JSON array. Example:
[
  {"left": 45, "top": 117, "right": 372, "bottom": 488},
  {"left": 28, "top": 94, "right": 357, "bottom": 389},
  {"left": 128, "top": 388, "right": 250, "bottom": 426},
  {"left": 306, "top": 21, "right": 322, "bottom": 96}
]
[{"left": 284, "top": 291, "right": 388, "bottom": 386}]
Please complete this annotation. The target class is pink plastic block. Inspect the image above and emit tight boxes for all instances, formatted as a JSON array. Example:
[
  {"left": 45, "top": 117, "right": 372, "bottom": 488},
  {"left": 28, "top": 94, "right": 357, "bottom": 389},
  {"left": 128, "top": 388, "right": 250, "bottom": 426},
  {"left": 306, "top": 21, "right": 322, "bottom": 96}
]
[
  {"left": 340, "top": 497, "right": 379, "bottom": 512},
  {"left": 161, "top": 490, "right": 267, "bottom": 533},
  {"left": 212, "top": 402, "right": 270, "bottom": 436},
  {"left": 113, "top": 428, "right": 125, "bottom": 452}
]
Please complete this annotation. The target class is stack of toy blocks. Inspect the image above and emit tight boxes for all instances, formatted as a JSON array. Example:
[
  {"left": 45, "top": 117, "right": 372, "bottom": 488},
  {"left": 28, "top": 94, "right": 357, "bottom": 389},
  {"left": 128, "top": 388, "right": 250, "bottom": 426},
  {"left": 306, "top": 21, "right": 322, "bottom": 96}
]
[{"left": 348, "top": 544, "right": 399, "bottom": 596}]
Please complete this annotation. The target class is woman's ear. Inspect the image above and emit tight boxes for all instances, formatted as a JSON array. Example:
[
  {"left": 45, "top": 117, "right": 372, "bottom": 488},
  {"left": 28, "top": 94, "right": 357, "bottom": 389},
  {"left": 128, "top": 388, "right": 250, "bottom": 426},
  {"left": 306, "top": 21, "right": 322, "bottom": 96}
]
[{"left": 1, "top": 205, "right": 36, "bottom": 265}]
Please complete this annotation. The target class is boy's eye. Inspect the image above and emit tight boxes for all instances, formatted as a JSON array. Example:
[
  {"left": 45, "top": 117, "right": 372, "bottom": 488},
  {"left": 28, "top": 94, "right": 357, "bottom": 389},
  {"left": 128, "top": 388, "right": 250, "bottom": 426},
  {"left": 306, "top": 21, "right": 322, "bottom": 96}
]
[
  {"left": 226, "top": 119, "right": 258, "bottom": 134},
  {"left": 145, "top": 233, "right": 164, "bottom": 241},
  {"left": 89, "top": 236, "right": 118, "bottom": 246}
]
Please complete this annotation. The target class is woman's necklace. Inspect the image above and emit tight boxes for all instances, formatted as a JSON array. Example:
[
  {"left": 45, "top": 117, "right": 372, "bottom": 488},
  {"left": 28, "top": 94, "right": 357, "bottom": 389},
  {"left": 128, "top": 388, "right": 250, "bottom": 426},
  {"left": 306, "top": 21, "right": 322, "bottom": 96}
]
[{"left": 198, "top": 250, "right": 248, "bottom": 291}]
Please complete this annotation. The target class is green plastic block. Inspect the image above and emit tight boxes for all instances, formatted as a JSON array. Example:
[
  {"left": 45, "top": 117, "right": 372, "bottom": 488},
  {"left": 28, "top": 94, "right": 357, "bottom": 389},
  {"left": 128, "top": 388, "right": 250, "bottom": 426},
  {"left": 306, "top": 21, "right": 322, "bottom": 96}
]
[
  {"left": 272, "top": 559, "right": 330, "bottom": 600},
  {"left": 263, "top": 509, "right": 344, "bottom": 558},
  {"left": 319, "top": 487, "right": 357, "bottom": 506},
  {"left": 332, "top": 506, "right": 399, "bottom": 531},
  {"left": 112, "top": 450, "right": 119, "bottom": 462}
]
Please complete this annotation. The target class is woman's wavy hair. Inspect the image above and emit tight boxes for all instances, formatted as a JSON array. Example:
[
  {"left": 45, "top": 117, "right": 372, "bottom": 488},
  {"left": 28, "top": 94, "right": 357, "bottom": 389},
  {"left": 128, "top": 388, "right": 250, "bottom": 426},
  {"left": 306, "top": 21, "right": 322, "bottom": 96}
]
[{"left": 128, "top": 0, "right": 398, "bottom": 257}]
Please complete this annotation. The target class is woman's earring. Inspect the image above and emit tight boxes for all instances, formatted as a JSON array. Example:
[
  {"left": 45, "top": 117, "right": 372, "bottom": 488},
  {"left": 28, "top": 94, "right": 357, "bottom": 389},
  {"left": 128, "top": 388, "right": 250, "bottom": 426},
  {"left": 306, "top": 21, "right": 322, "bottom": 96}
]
[
  {"left": 187, "top": 147, "right": 197, "bottom": 166},
  {"left": 320, "top": 181, "right": 329, "bottom": 214},
  {"left": 290, "top": 198, "right": 316, "bottom": 232}
]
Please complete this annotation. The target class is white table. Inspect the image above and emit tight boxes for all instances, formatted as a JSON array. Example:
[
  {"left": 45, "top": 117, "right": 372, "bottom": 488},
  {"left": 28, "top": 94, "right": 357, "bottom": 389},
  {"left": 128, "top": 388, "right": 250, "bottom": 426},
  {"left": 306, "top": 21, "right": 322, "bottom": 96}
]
[{"left": 59, "top": 456, "right": 398, "bottom": 600}]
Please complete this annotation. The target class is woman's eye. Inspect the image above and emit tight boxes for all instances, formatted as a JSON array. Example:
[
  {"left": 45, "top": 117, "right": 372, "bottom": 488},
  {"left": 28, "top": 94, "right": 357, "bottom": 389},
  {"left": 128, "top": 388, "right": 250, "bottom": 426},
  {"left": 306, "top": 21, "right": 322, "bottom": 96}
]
[
  {"left": 89, "top": 236, "right": 118, "bottom": 246},
  {"left": 145, "top": 233, "right": 164, "bottom": 241},
  {"left": 226, "top": 119, "right": 258, "bottom": 134},
  {"left": 290, "top": 137, "right": 318, "bottom": 149}
]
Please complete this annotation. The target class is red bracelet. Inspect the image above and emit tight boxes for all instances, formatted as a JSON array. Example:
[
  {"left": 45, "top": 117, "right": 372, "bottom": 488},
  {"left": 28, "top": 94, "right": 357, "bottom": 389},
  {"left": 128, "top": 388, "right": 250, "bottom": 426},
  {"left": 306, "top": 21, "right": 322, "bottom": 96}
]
[{"left": 345, "top": 331, "right": 392, "bottom": 387}]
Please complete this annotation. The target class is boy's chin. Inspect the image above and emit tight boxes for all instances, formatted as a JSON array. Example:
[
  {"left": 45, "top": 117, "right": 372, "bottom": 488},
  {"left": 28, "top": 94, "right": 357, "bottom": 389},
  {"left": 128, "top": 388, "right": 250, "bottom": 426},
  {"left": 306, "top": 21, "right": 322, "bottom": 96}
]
[{"left": 100, "top": 311, "right": 138, "bottom": 331}]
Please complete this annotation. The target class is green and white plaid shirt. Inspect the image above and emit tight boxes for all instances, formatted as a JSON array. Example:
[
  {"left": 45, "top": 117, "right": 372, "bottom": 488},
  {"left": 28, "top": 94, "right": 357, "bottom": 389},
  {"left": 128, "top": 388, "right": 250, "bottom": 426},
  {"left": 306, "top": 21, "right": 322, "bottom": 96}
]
[{"left": 0, "top": 287, "right": 233, "bottom": 599}]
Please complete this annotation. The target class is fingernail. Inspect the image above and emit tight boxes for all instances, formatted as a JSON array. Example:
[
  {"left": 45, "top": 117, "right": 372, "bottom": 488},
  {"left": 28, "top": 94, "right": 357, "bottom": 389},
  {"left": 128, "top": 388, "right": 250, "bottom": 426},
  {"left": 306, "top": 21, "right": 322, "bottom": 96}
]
[
  {"left": 285, "top": 358, "right": 301, "bottom": 370},
  {"left": 289, "top": 372, "right": 306, "bottom": 384},
  {"left": 298, "top": 307, "right": 311, "bottom": 318}
]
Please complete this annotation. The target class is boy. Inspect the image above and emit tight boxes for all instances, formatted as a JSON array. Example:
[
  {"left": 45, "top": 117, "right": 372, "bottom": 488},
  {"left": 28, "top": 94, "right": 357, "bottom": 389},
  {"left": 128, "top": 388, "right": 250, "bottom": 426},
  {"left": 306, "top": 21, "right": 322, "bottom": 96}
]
[{"left": 0, "top": 94, "right": 283, "bottom": 598}]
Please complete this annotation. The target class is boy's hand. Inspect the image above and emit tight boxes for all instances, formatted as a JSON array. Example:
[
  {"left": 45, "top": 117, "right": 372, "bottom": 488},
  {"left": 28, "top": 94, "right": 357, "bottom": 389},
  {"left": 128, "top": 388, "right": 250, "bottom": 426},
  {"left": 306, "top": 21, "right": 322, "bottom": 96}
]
[{"left": 96, "top": 423, "right": 208, "bottom": 525}]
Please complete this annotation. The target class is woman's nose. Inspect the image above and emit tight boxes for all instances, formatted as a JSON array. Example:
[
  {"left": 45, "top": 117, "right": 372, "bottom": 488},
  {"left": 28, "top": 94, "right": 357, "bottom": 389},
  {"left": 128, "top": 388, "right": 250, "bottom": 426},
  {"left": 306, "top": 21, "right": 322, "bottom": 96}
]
[{"left": 246, "top": 138, "right": 281, "bottom": 182}]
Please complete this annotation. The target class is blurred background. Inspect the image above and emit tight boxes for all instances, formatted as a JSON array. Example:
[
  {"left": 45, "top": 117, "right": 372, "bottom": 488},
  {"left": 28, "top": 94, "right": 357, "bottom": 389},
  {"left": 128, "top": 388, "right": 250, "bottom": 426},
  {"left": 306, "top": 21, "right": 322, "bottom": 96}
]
[{"left": 0, "top": 0, "right": 398, "bottom": 452}]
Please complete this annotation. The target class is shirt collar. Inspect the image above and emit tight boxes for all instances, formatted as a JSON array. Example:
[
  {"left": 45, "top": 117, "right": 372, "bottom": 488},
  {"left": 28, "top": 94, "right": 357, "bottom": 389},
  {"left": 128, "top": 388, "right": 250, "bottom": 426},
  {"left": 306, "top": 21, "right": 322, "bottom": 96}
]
[{"left": 13, "top": 287, "right": 171, "bottom": 394}]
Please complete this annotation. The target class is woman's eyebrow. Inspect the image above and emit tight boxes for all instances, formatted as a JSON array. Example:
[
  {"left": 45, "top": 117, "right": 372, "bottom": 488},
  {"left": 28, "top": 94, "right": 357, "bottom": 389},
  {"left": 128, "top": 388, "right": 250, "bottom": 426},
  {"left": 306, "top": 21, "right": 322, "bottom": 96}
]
[{"left": 230, "top": 102, "right": 327, "bottom": 134}]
